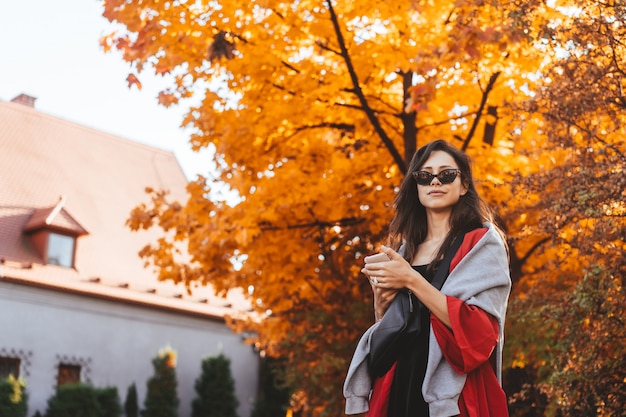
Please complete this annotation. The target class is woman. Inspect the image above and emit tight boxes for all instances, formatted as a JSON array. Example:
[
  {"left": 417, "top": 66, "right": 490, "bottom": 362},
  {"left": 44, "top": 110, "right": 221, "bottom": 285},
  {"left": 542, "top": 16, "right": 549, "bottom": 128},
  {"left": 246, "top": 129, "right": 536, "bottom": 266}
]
[{"left": 343, "top": 139, "right": 511, "bottom": 417}]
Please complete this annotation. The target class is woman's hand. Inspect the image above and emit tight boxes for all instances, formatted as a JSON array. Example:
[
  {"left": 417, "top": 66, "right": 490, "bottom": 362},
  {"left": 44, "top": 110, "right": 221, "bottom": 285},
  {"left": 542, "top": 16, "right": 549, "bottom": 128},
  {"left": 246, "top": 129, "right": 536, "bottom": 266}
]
[
  {"left": 372, "top": 286, "right": 397, "bottom": 321},
  {"left": 364, "top": 246, "right": 452, "bottom": 328},
  {"left": 362, "top": 247, "right": 415, "bottom": 321},
  {"left": 362, "top": 246, "right": 416, "bottom": 290},
  {"left": 362, "top": 267, "right": 395, "bottom": 320}
]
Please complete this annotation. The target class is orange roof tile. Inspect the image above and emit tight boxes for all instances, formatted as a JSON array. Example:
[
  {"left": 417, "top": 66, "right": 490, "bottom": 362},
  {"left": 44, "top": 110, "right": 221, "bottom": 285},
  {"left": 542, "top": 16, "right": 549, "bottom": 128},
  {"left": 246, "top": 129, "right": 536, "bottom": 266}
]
[{"left": 23, "top": 198, "right": 89, "bottom": 235}]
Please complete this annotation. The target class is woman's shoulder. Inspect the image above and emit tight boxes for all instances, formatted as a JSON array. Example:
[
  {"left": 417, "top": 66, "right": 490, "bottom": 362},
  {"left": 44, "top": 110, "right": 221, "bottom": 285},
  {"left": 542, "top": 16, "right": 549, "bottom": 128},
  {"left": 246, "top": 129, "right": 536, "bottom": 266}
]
[
  {"left": 465, "top": 226, "right": 489, "bottom": 243},
  {"left": 450, "top": 223, "right": 505, "bottom": 271}
]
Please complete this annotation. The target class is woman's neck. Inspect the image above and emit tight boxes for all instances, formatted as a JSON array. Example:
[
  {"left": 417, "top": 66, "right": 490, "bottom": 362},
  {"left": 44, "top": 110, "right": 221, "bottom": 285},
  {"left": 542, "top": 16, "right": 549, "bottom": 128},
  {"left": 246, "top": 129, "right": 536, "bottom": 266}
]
[{"left": 425, "top": 211, "right": 451, "bottom": 241}]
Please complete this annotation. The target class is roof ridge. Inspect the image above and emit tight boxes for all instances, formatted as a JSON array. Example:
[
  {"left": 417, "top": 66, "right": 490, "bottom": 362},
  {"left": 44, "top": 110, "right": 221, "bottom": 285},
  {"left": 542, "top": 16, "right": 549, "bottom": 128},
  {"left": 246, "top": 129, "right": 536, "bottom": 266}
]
[
  {"left": 0, "top": 100, "right": 180, "bottom": 158},
  {"left": 45, "top": 196, "right": 66, "bottom": 225}
]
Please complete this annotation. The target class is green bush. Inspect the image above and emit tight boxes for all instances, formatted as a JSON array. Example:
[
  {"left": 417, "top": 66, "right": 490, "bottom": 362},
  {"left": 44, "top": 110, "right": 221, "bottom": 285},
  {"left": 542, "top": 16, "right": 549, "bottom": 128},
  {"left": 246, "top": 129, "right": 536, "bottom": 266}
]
[
  {"left": 191, "top": 354, "right": 239, "bottom": 417},
  {"left": 0, "top": 375, "right": 28, "bottom": 417},
  {"left": 96, "top": 387, "right": 122, "bottom": 417},
  {"left": 45, "top": 384, "right": 101, "bottom": 417},
  {"left": 44, "top": 384, "right": 121, "bottom": 417}
]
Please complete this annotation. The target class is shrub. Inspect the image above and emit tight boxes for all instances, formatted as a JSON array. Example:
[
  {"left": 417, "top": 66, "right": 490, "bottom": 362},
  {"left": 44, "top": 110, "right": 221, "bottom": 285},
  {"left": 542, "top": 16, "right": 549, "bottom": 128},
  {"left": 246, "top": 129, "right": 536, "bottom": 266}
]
[
  {"left": 142, "top": 347, "right": 179, "bottom": 417},
  {"left": 124, "top": 383, "right": 139, "bottom": 417},
  {"left": 96, "top": 387, "right": 122, "bottom": 417},
  {"left": 191, "top": 354, "right": 239, "bottom": 417},
  {"left": 45, "top": 384, "right": 101, "bottom": 417},
  {"left": 0, "top": 375, "right": 28, "bottom": 417},
  {"left": 44, "top": 384, "right": 121, "bottom": 417}
]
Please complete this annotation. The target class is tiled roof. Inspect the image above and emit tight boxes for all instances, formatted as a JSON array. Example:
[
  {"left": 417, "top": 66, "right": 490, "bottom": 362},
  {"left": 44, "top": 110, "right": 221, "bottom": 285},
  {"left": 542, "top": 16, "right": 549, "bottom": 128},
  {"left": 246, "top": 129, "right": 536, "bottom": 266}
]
[
  {"left": 23, "top": 198, "right": 89, "bottom": 235},
  {"left": 0, "top": 99, "right": 248, "bottom": 319}
]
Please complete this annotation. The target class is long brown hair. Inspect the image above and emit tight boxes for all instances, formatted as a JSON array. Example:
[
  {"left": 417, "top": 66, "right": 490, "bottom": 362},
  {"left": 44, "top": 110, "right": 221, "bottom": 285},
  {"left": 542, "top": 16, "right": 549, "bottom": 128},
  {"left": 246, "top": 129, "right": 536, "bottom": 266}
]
[{"left": 388, "top": 139, "right": 504, "bottom": 266}]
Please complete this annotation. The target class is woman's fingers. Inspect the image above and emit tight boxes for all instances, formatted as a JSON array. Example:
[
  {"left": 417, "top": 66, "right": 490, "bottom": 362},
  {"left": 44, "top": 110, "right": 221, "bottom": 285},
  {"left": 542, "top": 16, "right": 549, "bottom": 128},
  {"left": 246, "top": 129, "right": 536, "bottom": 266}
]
[{"left": 381, "top": 245, "right": 403, "bottom": 260}]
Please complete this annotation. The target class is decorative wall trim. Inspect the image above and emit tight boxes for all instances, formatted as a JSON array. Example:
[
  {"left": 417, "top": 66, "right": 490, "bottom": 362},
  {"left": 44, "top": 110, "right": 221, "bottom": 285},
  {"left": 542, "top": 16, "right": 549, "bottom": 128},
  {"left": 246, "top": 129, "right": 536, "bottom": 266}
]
[
  {"left": 0, "top": 346, "right": 33, "bottom": 378},
  {"left": 54, "top": 354, "right": 92, "bottom": 385}
]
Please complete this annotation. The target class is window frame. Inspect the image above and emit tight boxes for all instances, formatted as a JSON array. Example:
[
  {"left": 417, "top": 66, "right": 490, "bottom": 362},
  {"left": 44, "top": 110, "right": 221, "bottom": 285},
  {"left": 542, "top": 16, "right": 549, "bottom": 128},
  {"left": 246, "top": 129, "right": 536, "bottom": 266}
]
[
  {"left": 0, "top": 355, "right": 21, "bottom": 379},
  {"left": 57, "top": 363, "right": 82, "bottom": 386},
  {"left": 46, "top": 232, "right": 76, "bottom": 268}
]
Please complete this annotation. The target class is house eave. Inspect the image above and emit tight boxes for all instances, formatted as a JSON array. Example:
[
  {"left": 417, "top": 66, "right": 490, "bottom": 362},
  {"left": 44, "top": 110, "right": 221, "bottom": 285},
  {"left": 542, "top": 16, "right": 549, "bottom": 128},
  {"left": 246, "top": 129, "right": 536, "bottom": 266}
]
[{"left": 0, "top": 273, "right": 233, "bottom": 323}]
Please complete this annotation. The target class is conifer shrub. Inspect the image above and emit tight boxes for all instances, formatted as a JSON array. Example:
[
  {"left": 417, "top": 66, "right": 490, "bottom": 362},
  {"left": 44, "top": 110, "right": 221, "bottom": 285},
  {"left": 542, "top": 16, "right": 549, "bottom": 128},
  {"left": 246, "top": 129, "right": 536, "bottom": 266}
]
[
  {"left": 191, "top": 354, "right": 239, "bottom": 417},
  {"left": 124, "top": 383, "right": 139, "bottom": 417},
  {"left": 142, "top": 347, "right": 179, "bottom": 417}
]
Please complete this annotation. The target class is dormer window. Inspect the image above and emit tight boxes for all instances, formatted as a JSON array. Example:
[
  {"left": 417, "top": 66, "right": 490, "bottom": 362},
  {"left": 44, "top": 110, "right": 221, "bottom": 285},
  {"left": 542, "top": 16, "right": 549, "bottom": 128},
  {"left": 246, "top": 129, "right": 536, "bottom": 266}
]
[
  {"left": 23, "top": 197, "right": 88, "bottom": 268},
  {"left": 47, "top": 233, "right": 76, "bottom": 267}
]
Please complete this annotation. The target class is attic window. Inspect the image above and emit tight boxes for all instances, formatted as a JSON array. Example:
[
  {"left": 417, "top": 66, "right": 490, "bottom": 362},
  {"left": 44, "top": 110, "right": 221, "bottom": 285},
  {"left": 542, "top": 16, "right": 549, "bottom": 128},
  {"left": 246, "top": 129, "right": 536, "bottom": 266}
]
[
  {"left": 23, "top": 197, "right": 88, "bottom": 268},
  {"left": 47, "top": 233, "right": 75, "bottom": 268}
]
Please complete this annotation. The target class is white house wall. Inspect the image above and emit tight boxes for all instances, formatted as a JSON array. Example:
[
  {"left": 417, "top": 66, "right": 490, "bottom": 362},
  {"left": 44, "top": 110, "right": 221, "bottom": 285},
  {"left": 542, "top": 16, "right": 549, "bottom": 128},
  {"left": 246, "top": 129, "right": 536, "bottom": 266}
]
[{"left": 0, "top": 280, "right": 259, "bottom": 417}]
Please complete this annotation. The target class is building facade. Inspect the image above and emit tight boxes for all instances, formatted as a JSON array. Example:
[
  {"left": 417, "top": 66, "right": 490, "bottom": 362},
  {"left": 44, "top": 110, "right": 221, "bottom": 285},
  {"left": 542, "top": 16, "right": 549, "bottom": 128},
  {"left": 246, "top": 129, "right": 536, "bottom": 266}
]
[{"left": 0, "top": 95, "right": 259, "bottom": 417}]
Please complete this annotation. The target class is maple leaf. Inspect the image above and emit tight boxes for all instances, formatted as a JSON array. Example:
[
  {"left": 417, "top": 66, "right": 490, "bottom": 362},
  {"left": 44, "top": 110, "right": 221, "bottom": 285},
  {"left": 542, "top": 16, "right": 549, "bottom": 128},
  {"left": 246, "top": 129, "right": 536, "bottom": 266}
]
[
  {"left": 126, "top": 73, "right": 142, "bottom": 90},
  {"left": 154, "top": 63, "right": 171, "bottom": 76},
  {"left": 207, "top": 31, "right": 236, "bottom": 62},
  {"left": 157, "top": 91, "right": 178, "bottom": 108}
]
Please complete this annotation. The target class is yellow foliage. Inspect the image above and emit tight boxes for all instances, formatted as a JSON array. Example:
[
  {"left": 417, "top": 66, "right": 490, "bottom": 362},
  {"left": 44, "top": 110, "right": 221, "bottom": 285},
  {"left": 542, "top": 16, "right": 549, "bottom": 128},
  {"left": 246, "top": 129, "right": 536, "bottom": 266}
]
[
  {"left": 158, "top": 345, "right": 177, "bottom": 368},
  {"left": 5, "top": 374, "right": 26, "bottom": 404}
]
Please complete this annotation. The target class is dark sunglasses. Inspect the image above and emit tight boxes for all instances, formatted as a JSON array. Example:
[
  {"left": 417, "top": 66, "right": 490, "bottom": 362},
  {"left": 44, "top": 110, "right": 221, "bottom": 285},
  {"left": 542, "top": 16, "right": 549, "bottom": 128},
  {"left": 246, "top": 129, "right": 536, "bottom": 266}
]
[{"left": 411, "top": 168, "right": 461, "bottom": 185}]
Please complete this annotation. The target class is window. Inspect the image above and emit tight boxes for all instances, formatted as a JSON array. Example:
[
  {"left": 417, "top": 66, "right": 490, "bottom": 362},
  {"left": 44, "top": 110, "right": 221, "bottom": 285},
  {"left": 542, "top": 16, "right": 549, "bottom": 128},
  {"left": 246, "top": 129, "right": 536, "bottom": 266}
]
[
  {"left": 47, "top": 233, "right": 75, "bottom": 267},
  {"left": 57, "top": 363, "right": 81, "bottom": 386},
  {"left": 0, "top": 356, "right": 20, "bottom": 379}
]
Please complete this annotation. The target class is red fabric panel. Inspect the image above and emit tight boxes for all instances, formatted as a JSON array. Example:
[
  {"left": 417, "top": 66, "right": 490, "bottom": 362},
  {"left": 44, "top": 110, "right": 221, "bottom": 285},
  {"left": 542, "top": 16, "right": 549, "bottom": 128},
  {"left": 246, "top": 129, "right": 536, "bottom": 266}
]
[
  {"left": 432, "top": 297, "right": 499, "bottom": 374},
  {"left": 450, "top": 228, "right": 488, "bottom": 272},
  {"left": 365, "top": 362, "right": 396, "bottom": 417},
  {"left": 458, "top": 363, "right": 509, "bottom": 417},
  {"left": 431, "top": 297, "right": 509, "bottom": 417}
]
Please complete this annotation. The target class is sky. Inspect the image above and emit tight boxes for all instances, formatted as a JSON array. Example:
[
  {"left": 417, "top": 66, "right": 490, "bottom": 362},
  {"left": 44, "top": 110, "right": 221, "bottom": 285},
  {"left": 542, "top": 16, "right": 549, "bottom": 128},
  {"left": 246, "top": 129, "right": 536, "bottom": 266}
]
[{"left": 0, "top": 0, "right": 214, "bottom": 180}]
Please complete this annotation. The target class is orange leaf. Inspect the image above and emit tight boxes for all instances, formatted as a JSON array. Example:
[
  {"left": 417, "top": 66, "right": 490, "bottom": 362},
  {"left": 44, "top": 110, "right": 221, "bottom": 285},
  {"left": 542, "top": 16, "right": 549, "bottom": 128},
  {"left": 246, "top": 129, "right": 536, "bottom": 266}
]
[
  {"left": 126, "top": 73, "right": 142, "bottom": 90},
  {"left": 157, "top": 91, "right": 179, "bottom": 107}
]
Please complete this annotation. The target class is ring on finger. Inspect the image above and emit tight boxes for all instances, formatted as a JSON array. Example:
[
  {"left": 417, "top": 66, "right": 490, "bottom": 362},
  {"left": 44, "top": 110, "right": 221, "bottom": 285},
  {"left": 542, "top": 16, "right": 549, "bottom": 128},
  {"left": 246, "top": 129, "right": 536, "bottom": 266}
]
[{"left": 372, "top": 277, "right": 378, "bottom": 285}]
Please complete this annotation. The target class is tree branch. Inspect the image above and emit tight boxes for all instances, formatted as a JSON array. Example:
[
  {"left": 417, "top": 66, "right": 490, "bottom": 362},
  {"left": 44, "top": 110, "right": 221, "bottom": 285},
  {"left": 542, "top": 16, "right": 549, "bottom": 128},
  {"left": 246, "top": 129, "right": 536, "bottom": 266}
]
[
  {"left": 519, "top": 236, "right": 551, "bottom": 265},
  {"left": 293, "top": 123, "right": 355, "bottom": 133},
  {"left": 461, "top": 71, "right": 501, "bottom": 151},
  {"left": 401, "top": 71, "right": 417, "bottom": 166},
  {"left": 281, "top": 60, "right": 301, "bottom": 73},
  {"left": 258, "top": 216, "right": 365, "bottom": 231},
  {"left": 315, "top": 40, "right": 342, "bottom": 57},
  {"left": 325, "top": 0, "right": 407, "bottom": 173}
]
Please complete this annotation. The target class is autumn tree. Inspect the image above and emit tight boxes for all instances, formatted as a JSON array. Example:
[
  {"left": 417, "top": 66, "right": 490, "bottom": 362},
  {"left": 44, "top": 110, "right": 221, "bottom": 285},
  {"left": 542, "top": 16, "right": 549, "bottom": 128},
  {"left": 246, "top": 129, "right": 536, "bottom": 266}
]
[
  {"left": 250, "top": 357, "right": 291, "bottom": 417},
  {"left": 500, "top": 1, "right": 626, "bottom": 415},
  {"left": 101, "top": 0, "right": 624, "bottom": 415}
]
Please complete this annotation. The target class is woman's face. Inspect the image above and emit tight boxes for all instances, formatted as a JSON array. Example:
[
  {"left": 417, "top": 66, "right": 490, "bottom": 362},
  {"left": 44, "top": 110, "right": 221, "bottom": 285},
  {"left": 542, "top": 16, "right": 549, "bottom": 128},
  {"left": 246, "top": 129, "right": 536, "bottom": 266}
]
[{"left": 416, "top": 150, "right": 468, "bottom": 213}]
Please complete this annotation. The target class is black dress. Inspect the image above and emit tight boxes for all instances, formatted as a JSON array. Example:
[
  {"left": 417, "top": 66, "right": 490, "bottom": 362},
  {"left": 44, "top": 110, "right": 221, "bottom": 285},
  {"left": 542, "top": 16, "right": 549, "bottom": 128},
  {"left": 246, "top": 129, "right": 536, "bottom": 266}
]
[{"left": 387, "top": 265, "right": 434, "bottom": 417}]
